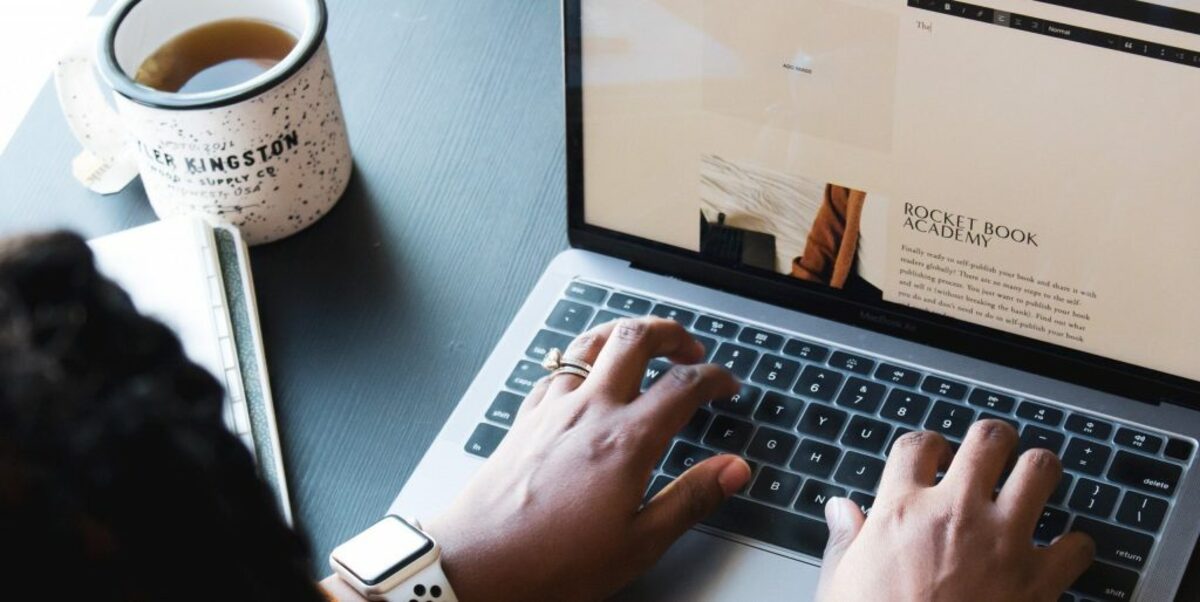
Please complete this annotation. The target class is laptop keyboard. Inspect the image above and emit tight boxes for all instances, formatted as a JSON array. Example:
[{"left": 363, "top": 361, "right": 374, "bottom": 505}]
[{"left": 464, "top": 280, "right": 1195, "bottom": 602}]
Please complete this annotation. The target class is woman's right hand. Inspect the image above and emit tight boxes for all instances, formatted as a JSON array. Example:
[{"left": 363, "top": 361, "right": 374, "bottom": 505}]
[{"left": 816, "top": 420, "right": 1096, "bottom": 602}]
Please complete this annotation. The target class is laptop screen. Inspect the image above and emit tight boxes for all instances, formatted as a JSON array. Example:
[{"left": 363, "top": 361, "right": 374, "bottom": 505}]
[{"left": 574, "top": 0, "right": 1200, "bottom": 387}]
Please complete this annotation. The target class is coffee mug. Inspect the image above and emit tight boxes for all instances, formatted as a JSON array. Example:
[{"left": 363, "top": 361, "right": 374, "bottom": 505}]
[{"left": 56, "top": 0, "right": 352, "bottom": 245}]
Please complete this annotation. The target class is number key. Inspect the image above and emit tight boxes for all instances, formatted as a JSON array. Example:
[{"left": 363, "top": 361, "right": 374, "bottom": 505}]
[
  {"left": 880, "top": 390, "right": 932, "bottom": 426},
  {"left": 712, "top": 343, "right": 760, "bottom": 379},
  {"left": 793, "top": 366, "right": 844, "bottom": 401},
  {"left": 924, "top": 401, "right": 975, "bottom": 439},
  {"left": 835, "top": 377, "right": 887, "bottom": 413},
  {"left": 750, "top": 354, "right": 801, "bottom": 389}
]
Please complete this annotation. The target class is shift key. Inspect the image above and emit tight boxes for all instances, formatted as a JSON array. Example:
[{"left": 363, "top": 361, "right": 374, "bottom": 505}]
[
  {"left": 701, "top": 497, "right": 829, "bottom": 559},
  {"left": 1071, "top": 560, "right": 1139, "bottom": 602}
]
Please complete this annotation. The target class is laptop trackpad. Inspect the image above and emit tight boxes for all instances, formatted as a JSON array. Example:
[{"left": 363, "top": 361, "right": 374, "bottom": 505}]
[{"left": 611, "top": 528, "right": 823, "bottom": 601}]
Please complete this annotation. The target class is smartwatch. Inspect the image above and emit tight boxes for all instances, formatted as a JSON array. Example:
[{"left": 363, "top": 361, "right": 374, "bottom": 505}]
[{"left": 330, "top": 515, "right": 458, "bottom": 602}]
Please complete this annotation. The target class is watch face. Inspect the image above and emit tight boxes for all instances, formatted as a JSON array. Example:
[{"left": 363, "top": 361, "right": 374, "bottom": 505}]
[{"left": 332, "top": 516, "right": 434, "bottom": 586}]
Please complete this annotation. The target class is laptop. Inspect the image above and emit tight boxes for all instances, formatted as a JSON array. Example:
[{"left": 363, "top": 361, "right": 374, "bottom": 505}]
[{"left": 391, "top": 1, "right": 1200, "bottom": 599}]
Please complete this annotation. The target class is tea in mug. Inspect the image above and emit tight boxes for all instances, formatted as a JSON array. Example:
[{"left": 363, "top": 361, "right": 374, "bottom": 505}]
[{"left": 134, "top": 18, "right": 297, "bottom": 94}]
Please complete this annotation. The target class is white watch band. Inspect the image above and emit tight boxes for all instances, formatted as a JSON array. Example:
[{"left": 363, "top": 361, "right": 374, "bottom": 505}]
[{"left": 378, "top": 558, "right": 457, "bottom": 602}]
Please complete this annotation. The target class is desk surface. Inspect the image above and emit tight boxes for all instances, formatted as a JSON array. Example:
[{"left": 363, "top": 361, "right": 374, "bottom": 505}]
[
  {"left": 0, "top": 0, "right": 566, "bottom": 573},
  {"left": 3, "top": 1, "right": 1199, "bottom": 597}
]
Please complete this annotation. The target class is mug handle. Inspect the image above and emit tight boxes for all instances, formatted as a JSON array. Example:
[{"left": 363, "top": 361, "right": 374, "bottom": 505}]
[{"left": 54, "top": 17, "right": 139, "bottom": 195}]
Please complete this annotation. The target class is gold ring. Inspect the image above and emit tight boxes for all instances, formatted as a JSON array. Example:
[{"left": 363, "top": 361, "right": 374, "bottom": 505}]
[{"left": 542, "top": 347, "right": 593, "bottom": 379}]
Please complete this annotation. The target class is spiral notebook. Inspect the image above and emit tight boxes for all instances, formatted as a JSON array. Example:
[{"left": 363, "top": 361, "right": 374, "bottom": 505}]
[{"left": 89, "top": 218, "right": 292, "bottom": 523}]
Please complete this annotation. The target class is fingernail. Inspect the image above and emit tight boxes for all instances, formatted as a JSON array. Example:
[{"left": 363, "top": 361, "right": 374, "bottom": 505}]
[
  {"left": 717, "top": 457, "right": 750, "bottom": 497},
  {"left": 825, "top": 497, "right": 845, "bottom": 528}
]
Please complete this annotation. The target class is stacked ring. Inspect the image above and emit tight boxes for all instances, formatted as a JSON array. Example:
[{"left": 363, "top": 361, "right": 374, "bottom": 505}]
[{"left": 542, "top": 347, "right": 593, "bottom": 380}]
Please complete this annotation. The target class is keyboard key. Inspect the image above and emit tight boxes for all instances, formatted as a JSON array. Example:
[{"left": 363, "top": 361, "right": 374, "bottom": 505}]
[
  {"left": 485, "top": 391, "right": 523, "bottom": 426},
  {"left": 525, "top": 329, "right": 573, "bottom": 361},
  {"left": 1114, "top": 427, "right": 1164, "bottom": 454},
  {"left": 977, "top": 412, "right": 1020, "bottom": 431},
  {"left": 546, "top": 300, "right": 594, "bottom": 334},
  {"left": 704, "top": 415, "right": 755, "bottom": 452},
  {"left": 880, "top": 390, "right": 932, "bottom": 426},
  {"left": 849, "top": 491, "right": 876, "bottom": 516},
  {"left": 712, "top": 343, "right": 760, "bottom": 379},
  {"left": 506, "top": 361, "right": 548, "bottom": 393},
  {"left": 1115, "top": 491, "right": 1169, "bottom": 532},
  {"left": 1061, "top": 438, "right": 1113, "bottom": 476},
  {"left": 797, "top": 403, "right": 849, "bottom": 441},
  {"left": 712, "top": 384, "right": 762, "bottom": 416},
  {"left": 1017, "top": 401, "right": 1064, "bottom": 427},
  {"left": 834, "top": 451, "right": 885, "bottom": 492},
  {"left": 782, "top": 338, "right": 831, "bottom": 362},
  {"left": 749, "top": 466, "right": 803, "bottom": 506},
  {"left": 795, "top": 479, "right": 847, "bottom": 518},
  {"left": 746, "top": 427, "right": 798, "bottom": 466},
  {"left": 588, "top": 310, "right": 623, "bottom": 329},
  {"left": 650, "top": 303, "right": 695, "bottom": 327},
  {"left": 1050, "top": 473, "right": 1073, "bottom": 505},
  {"left": 1019, "top": 425, "right": 1066, "bottom": 455},
  {"left": 835, "top": 377, "right": 887, "bottom": 414},
  {"left": 738, "top": 327, "right": 785, "bottom": 351},
  {"left": 464, "top": 423, "right": 507, "bottom": 458},
  {"left": 695, "top": 315, "right": 740, "bottom": 338},
  {"left": 700, "top": 497, "right": 829, "bottom": 558},
  {"left": 680, "top": 408, "right": 712, "bottom": 442},
  {"left": 750, "top": 354, "right": 801, "bottom": 390},
  {"left": 967, "top": 388, "right": 1017, "bottom": 413},
  {"left": 643, "top": 475, "right": 673, "bottom": 503},
  {"left": 1034, "top": 507, "right": 1069, "bottom": 544},
  {"left": 794, "top": 366, "right": 844, "bottom": 401},
  {"left": 887, "top": 427, "right": 914, "bottom": 454},
  {"left": 607, "top": 292, "right": 652, "bottom": 315},
  {"left": 564, "top": 281, "right": 608, "bottom": 304},
  {"left": 828, "top": 351, "right": 874, "bottom": 375},
  {"left": 1069, "top": 478, "right": 1120, "bottom": 517},
  {"left": 921, "top": 375, "right": 968, "bottom": 400},
  {"left": 693, "top": 334, "right": 717, "bottom": 361},
  {"left": 641, "top": 360, "right": 672, "bottom": 391},
  {"left": 754, "top": 392, "right": 805, "bottom": 428},
  {"left": 1070, "top": 560, "right": 1139, "bottom": 602},
  {"left": 662, "top": 442, "right": 715, "bottom": 477},
  {"left": 790, "top": 439, "right": 842, "bottom": 478},
  {"left": 1071, "top": 516, "right": 1154, "bottom": 569},
  {"left": 924, "top": 401, "right": 975, "bottom": 440},
  {"left": 874, "top": 363, "right": 922, "bottom": 387},
  {"left": 1065, "top": 414, "right": 1114, "bottom": 440},
  {"left": 1107, "top": 450, "right": 1182, "bottom": 496},
  {"left": 841, "top": 416, "right": 892, "bottom": 454},
  {"left": 1165, "top": 437, "right": 1194, "bottom": 462}
]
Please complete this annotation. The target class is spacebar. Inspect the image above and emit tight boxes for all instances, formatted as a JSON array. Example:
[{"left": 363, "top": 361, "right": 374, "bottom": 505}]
[{"left": 701, "top": 497, "right": 830, "bottom": 558}]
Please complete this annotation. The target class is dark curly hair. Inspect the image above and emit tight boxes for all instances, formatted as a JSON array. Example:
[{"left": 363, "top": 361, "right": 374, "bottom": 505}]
[{"left": 0, "top": 232, "right": 324, "bottom": 601}]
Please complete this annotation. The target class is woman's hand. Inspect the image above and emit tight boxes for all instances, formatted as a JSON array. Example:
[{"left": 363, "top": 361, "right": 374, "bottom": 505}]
[
  {"left": 816, "top": 420, "right": 1096, "bottom": 602},
  {"left": 426, "top": 317, "right": 752, "bottom": 602}
]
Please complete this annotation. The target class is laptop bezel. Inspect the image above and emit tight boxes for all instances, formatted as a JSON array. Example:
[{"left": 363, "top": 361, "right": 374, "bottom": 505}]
[{"left": 561, "top": 0, "right": 1199, "bottom": 411}]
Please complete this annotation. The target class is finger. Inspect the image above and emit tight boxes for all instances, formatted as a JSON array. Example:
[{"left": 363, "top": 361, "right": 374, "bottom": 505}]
[
  {"left": 546, "top": 330, "right": 608, "bottom": 397},
  {"left": 515, "top": 376, "right": 552, "bottom": 421},
  {"left": 942, "top": 419, "right": 1018, "bottom": 500},
  {"left": 876, "top": 431, "right": 953, "bottom": 500},
  {"left": 1034, "top": 531, "right": 1096, "bottom": 596},
  {"left": 996, "top": 448, "right": 1063, "bottom": 534},
  {"left": 584, "top": 318, "right": 705, "bottom": 402},
  {"left": 817, "top": 497, "right": 866, "bottom": 593},
  {"left": 629, "top": 364, "right": 738, "bottom": 449},
  {"left": 637, "top": 455, "right": 750, "bottom": 552}
]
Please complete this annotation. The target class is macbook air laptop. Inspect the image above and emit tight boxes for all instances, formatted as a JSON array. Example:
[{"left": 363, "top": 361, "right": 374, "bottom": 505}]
[{"left": 391, "top": 1, "right": 1200, "bottom": 599}]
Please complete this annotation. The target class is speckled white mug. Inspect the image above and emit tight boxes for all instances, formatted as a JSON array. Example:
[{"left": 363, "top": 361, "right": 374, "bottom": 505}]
[{"left": 57, "top": 0, "right": 351, "bottom": 245}]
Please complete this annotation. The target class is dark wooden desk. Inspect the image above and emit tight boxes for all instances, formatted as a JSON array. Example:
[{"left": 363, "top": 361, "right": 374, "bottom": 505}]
[
  {"left": 3, "top": 1, "right": 1199, "bottom": 597},
  {"left": 0, "top": 0, "right": 566, "bottom": 573}
]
